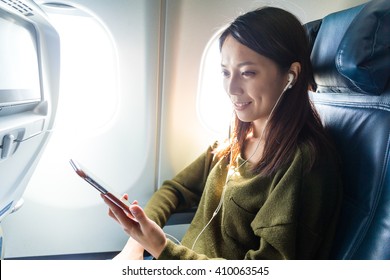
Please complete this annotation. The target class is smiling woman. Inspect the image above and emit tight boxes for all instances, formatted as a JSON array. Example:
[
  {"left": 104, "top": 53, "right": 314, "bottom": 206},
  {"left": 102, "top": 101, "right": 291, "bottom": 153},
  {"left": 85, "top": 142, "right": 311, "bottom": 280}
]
[{"left": 109, "top": 6, "right": 343, "bottom": 260}]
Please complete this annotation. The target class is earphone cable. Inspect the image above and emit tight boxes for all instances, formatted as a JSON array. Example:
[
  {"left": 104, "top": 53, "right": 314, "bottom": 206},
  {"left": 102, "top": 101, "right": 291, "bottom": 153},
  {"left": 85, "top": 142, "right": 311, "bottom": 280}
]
[{"left": 191, "top": 81, "right": 291, "bottom": 250}]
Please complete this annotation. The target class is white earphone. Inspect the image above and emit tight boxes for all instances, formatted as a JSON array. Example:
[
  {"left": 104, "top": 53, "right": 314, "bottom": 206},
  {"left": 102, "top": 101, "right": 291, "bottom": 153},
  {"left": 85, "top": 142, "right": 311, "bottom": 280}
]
[
  {"left": 283, "top": 73, "right": 294, "bottom": 92},
  {"left": 288, "top": 73, "right": 294, "bottom": 83}
]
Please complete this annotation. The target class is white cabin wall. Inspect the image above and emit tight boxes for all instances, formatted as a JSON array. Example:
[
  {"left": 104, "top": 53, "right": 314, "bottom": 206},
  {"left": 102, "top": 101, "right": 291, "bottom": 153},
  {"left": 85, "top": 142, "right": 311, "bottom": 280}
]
[{"left": 2, "top": 0, "right": 163, "bottom": 258}]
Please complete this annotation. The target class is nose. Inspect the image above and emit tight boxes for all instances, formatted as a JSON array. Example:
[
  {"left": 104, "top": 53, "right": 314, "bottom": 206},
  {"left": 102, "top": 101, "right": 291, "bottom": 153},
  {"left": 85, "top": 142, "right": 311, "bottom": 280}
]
[{"left": 224, "top": 73, "right": 243, "bottom": 96}]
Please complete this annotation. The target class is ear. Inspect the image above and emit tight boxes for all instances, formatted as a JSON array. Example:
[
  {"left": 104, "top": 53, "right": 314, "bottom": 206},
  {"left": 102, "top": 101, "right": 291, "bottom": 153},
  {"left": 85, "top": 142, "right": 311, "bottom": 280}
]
[{"left": 288, "top": 62, "right": 301, "bottom": 85}]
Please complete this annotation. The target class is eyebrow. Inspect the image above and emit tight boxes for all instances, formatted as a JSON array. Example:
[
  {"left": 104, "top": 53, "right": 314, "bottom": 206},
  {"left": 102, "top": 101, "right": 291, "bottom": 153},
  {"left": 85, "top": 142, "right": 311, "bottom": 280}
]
[{"left": 221, "top": 61, "right": 256, "bottom": 68}]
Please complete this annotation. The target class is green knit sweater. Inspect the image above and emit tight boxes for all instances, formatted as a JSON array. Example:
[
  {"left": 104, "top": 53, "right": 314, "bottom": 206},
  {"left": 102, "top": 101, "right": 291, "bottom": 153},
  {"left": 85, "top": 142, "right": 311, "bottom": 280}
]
[{"left": 144, "top": 142, "right": 342, "bottom": 260}]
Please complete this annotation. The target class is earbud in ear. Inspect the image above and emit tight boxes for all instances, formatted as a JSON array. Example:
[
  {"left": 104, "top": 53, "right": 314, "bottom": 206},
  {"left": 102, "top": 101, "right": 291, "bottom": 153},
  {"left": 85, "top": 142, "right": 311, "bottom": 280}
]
[
  {"left": 287, "top": 73, "right": 294, "bottom": 89},
  {"left": 281, "top": 73, "right": 295, "bottom": 94},
  {"left": 288, "top": 73, "right": 294, "bottom": 83}
]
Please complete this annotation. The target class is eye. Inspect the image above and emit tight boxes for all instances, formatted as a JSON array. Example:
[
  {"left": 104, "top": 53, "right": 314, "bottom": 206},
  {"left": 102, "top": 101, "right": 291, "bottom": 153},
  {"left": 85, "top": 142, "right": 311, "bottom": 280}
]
[
  {"left": 241, "top": 71, "right": 256, "bottom": 77},
  {"left": 221, "top": 69, "right": 230, "bottom": 78}
]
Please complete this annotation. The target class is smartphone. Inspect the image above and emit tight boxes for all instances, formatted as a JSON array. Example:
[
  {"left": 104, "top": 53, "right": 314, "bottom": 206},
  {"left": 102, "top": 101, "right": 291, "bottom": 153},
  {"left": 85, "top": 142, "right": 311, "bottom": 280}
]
[{"left": 69, "top": 159, "right": 133, "bottom": 216}]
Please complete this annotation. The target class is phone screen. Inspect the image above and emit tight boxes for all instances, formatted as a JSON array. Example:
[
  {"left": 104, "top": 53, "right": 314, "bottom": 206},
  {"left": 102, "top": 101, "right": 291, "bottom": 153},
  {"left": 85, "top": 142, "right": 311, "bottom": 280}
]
[{"left": 69, "top": 159, "right": 132, "bottom": 216}]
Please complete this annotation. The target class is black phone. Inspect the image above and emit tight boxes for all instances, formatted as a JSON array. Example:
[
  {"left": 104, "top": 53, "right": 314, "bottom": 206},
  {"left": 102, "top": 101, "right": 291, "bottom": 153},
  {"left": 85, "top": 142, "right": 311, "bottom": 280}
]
[{"left": 69, "top": 159, "right": 133, "bottom": 216}]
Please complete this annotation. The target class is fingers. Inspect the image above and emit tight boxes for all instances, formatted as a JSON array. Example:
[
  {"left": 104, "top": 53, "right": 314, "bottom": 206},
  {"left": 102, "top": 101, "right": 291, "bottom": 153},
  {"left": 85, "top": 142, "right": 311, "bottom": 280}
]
[
  {"left": 102, "top": 194, "right": 166, "bottom": 258},
  {"left": 120, "top": 193, "right": 138, "bottom": 205},
  {"left": 102, "top": 194, "right": 132, "bottom": 223},
  {"left": 101, "top": 194, "right": 141, "bottom": 235},
  {"left": 102, "top": 195, "right": 121, "bottom": 223}
]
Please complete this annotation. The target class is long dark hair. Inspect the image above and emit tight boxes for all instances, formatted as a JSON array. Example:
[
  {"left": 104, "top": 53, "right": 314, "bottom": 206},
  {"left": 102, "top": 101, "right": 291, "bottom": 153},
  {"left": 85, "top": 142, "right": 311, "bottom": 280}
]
[{"left": 218, "top": 7, "right": 330, "bottom": 176}]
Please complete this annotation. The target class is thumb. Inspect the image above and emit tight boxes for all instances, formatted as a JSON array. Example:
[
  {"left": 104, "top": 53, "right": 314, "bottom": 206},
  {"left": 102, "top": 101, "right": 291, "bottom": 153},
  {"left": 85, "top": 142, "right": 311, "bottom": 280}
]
[{"left": 129, "top": 204, "right": 146, "bottom": 222}]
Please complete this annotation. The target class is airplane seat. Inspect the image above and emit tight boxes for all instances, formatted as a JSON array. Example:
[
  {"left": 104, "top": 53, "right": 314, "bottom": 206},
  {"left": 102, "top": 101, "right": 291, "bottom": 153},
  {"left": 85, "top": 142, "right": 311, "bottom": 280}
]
[
  {"left": 305, "top": 0, "right": 390, "bottom": 259},
  {"left": 0, "top": 0, "right": 60, "bottom": 259}
]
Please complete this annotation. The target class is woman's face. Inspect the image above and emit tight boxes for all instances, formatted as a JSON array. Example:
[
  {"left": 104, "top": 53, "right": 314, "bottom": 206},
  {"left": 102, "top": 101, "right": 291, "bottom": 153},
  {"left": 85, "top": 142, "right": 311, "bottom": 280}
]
[{"left": 221, "top": 35, "right": 289, "bottom": 128}]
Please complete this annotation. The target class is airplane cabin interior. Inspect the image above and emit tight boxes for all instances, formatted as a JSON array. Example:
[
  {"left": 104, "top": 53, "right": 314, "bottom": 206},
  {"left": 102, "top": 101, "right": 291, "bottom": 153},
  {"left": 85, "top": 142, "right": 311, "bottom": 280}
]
[{"left": 0, "top": 0, "right": 389, "bottom": 261}]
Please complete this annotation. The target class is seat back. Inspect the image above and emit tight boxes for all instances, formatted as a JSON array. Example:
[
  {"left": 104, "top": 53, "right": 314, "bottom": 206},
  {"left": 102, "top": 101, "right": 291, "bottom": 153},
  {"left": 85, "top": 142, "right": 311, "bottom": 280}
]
[
  {"left": 0, "top": 1, "right": 60, "bottom": 222},
  {"left": 305, "top": 0, "right": 390, "bottom": 259}
]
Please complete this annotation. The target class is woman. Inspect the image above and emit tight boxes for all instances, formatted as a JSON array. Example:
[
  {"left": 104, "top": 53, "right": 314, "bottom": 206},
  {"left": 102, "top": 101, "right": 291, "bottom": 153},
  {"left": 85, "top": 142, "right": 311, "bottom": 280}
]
[{"left": 102, "top": 7, "right": 342, "bottom": 260}]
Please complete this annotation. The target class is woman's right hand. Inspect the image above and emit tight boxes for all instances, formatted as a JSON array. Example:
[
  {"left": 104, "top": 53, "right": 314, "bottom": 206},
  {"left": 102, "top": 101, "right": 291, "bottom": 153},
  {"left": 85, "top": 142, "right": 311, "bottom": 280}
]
[{"left": 103, "top": 193, "right": 167, "bottom": 259}]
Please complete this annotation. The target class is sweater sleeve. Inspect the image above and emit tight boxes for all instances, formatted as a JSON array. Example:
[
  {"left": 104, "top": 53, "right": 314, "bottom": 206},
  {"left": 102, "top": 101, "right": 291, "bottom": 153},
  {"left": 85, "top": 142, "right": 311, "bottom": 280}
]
[
  {"left": 158, "top": 240, "right": 213, "bottom": 260},
  {"left": 144, "top": 143, "right": 218, "bottom": 227}
]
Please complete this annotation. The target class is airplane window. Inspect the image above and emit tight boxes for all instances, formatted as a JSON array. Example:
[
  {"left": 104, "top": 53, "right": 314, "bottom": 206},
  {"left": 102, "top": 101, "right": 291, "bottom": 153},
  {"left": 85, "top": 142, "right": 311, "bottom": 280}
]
[
  {"left": 47, "top": 12, "right": 119, "bottom": 134},
  {"left": 23, "top": 8, "right": 120, "bottom": 207},
  {"left": 197, "top": 31, "right": 232, "bottom": 136}
]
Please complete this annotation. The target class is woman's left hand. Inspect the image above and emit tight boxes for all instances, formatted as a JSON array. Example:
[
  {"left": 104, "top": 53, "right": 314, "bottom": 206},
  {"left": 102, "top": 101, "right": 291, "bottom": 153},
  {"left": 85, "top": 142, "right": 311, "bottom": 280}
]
[{"left": 101, "top": 194, "right": 167, "bottom": 259}]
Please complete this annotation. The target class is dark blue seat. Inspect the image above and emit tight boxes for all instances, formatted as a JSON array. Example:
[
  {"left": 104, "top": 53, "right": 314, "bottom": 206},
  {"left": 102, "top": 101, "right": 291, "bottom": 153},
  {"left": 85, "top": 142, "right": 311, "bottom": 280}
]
[{"left": 305, "top": 0, "right": 390, "bottom": 259}]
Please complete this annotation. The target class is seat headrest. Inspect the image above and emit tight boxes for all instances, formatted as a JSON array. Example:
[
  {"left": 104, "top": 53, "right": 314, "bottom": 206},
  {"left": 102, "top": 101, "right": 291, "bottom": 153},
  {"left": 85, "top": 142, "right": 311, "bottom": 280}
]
[{"left": 308, "top": 0, "right": 390, "bottom": 95}]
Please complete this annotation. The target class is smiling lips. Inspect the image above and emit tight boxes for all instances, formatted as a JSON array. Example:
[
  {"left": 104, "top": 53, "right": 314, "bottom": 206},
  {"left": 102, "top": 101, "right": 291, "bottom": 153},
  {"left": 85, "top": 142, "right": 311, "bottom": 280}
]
[{"left": 233, "top": 101, "right": 251, "bottom": 111}]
